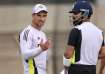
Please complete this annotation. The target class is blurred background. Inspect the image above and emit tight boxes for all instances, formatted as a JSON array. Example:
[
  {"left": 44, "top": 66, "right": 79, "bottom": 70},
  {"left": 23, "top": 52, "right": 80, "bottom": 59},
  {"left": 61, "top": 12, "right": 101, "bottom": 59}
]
[{"left": 0, "top": 0, "right": 105, "bottom": 74}]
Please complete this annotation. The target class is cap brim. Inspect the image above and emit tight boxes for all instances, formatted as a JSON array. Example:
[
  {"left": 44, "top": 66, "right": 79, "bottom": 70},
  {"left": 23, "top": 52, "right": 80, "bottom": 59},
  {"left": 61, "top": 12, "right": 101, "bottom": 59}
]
[
  {"left": 32, "top": 10, "right": 48, "bottom": 14},
  {"left": 69, "top": 11, "right": 74, "bottom": 13},
  {"left": 37, "top": 10, "right": 48, "bottom": 13},
  {"left": 69, "top": 10, "right": 81, "bottom": 13}
]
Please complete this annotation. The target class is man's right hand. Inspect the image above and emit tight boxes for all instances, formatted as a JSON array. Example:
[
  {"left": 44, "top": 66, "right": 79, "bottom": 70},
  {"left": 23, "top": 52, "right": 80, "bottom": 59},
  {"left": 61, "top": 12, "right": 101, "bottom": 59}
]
[{"left": 40, "top": 39, "right": 50, "bottom": 51}]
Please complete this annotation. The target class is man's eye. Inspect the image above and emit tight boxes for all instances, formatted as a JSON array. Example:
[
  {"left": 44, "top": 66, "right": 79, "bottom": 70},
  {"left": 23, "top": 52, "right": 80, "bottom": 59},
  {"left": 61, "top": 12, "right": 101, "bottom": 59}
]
[
  {"left": 37, "top": 14, "right": 41, "bottom": 17},
  {"left": 43, "top": 15, "right": 47, "bottom": 17}
]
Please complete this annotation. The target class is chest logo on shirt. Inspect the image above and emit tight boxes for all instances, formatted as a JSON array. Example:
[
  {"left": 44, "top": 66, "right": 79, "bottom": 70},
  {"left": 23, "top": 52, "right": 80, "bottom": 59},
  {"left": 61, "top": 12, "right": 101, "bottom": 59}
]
[{"left": 38, "top": 37, "right": 40, "bottom": 40}]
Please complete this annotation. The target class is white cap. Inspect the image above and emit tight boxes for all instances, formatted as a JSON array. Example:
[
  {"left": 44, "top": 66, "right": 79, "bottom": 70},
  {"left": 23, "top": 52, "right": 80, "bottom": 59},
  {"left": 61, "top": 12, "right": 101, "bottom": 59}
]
[{"left": 32, "top": 4, "right": 48, "bottom": 14}]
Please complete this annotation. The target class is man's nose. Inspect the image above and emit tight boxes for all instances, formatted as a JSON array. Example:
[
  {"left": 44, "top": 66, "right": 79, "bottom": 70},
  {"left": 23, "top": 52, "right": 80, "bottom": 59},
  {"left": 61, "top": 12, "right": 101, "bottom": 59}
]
[{"left": 40, "top": 17, "right": 45, "bottom": 21}]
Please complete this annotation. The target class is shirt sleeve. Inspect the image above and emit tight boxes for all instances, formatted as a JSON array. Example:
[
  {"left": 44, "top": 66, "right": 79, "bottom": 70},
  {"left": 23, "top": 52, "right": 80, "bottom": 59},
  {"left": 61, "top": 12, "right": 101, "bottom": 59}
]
[
  {"left": 67, "top": 28, "right": 81, "bottom": 47},
  {"left": 20, "top": 30, "right": 43, "bottom": 60}
]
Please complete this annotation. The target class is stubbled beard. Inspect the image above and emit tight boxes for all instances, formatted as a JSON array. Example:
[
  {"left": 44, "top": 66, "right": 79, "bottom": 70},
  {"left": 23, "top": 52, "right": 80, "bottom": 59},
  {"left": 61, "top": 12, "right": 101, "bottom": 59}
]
[{"left": 72, "top": 17, "right": 83, "bottom": 26}]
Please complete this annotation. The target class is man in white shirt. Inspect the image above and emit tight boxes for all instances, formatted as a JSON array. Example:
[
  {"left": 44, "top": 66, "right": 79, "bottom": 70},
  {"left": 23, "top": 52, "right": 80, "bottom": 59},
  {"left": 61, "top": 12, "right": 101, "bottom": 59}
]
[
  {"left": 19, "top": 4, "right": 50, "bottom": 74},
  {"left": 63, "top": 0, "right": 105, "bottom": 74}
]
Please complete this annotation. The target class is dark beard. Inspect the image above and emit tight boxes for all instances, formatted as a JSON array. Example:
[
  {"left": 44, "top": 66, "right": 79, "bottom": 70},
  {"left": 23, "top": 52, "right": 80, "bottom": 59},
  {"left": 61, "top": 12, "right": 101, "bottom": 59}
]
[{"left": 73, "top": 19, "right": 83, "bottom": 26}]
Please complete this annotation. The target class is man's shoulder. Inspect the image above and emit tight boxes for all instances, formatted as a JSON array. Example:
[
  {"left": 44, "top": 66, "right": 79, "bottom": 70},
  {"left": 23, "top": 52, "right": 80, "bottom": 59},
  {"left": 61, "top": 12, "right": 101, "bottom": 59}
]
[
  {"left": 90, "top": 22, "right": 103, "bottom": 32},
  {"left": 20, "top": 25, "right": 32, "bottom": 35},
  {"left": 70, "top": 28, "right": 81, "bottom": 35}
]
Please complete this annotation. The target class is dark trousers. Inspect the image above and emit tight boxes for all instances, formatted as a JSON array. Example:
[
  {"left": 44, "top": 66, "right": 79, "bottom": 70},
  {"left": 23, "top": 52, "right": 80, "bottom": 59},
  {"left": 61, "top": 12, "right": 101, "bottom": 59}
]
[{"left": 68, "top": 64, "right": 96, "bottom": 74}]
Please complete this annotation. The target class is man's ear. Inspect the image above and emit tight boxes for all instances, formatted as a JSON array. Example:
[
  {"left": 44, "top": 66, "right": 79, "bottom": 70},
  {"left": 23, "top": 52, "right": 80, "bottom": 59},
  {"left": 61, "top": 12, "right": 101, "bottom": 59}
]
[{"left": 81, "top": 15, "right": 88, "bottom": 21}]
